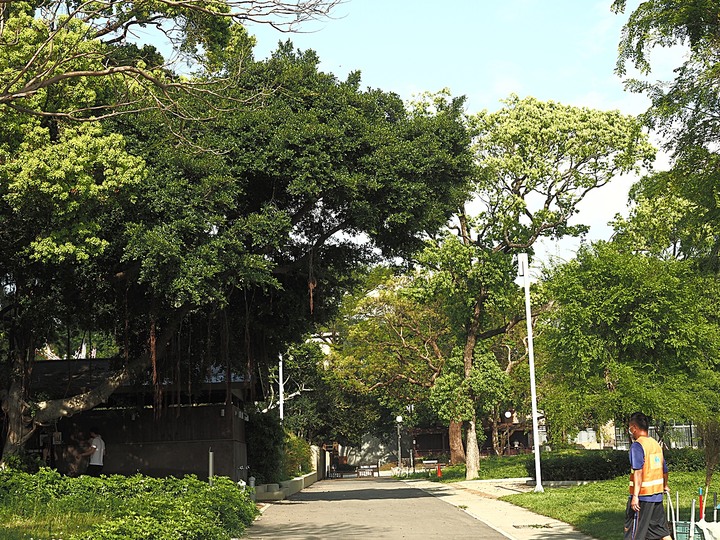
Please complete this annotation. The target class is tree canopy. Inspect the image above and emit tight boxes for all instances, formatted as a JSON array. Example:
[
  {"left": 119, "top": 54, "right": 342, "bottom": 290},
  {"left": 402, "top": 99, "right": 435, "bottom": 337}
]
[
  {"left": 0, "top": 32, "right": 474, "bottom": 462},
  {"left": 329, "top": 95, "right": 655, "bottom": 478}
]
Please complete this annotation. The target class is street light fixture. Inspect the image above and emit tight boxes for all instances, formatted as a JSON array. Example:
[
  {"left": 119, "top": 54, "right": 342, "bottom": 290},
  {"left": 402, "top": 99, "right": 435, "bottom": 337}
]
[{"left": 517, "top": 253, "right": 544, "bottom": 493}]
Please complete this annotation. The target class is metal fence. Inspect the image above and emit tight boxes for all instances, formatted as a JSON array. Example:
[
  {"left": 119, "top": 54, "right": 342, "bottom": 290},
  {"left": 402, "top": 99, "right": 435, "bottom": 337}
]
[{"left": 615, "top": 422, "right": 698, "bottom": 450}]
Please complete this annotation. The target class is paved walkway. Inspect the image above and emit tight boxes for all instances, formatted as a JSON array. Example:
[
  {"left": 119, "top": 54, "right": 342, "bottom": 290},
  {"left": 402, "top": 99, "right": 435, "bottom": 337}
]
[
  {"left": 244, "top": 477, "right": 598, "bottom": 539},
  {"left": 404, "top": 477, "right": 597, "bottom": 540},
  {"left": 245, "top": 477, "right": 509, "bottom": 539}
]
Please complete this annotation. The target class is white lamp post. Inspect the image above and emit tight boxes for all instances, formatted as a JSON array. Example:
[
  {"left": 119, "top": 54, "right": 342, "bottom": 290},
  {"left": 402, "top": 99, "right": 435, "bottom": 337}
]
[
  {"left": 279, "top": 353, "right": 284, "bottom": 422},
  {"left": 504, "top": 410, "right": 512, "bottom": 455},
  {"left": 517, "top": 253, "right": 544, "bottom": 493},
  {"left": 396, "top": 415, "right": 403, "bottom": 467}
]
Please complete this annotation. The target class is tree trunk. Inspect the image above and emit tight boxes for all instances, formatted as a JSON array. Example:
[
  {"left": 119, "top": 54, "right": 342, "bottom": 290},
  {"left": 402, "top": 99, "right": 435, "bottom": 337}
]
[
  {"left": 449, "top": 420, "right": 465, "bottom": 464},
  {"left": 462, "top": 294, "right": 484, "bottom": 480},
  {"left": 1, "top": 351, "right": 37, "bottom": 466},
  {"left": 465, "top": 414, "right": 480, "bottom": 479},
  {"left": 491, "top": 419, "right": 501, "bottom": 456},
  {"left": 1, "top": 306, "right": 190, "bottom": 464}
]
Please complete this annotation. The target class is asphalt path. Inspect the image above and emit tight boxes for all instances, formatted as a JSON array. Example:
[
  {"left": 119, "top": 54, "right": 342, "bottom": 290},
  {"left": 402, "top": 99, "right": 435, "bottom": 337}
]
[{"left": 244, "top": 477, "right": 509, "bottom": 539}]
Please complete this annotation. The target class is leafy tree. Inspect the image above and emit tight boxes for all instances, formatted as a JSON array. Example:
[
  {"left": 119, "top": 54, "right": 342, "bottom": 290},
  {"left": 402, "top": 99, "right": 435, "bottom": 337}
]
[
  {"left": 541, "top": 241, "right": 720, "bottom": 488},
  {"left": 428, "top": 95, "right": 653, "bottom": 479},
  {"left": 612, "top": 0, "right": 720, "bottom": 489},
  {"left": 331, "top": 96, "right": 654, "bottom": 479},
  {"left": 612, "top": 0, "right": 720, "bottom": 268},
  {"left": 329, "top": 272, "right": 468, "bottom": 462},
  {"left": 0, "top": 0, "right": 338, "bottom": 119},
  {"left": 0, "top": 42, "right": 474, "bottom": 463}
]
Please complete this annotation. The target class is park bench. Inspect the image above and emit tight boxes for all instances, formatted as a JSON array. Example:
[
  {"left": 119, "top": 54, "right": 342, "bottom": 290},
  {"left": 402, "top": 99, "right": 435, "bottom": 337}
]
[
  {"left": 356, "top": 464, "right": 380, "bottom": 477},
  {"left": 420, "top": 460, "right": 446, "bottom": 475}
]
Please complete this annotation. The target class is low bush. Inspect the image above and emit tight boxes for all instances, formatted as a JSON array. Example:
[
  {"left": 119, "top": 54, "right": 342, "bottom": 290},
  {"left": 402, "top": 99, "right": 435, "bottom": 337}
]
[
  {"left": 664, "top": 447, "right": 706, "bottom": 472},
  {"left": 282, "top": 432, "right": 313, "bottom": 480},
  {"left": 530, "top": 450, "right": 628, "bottom": 481},
  {"left": 0, "top": 468, "right": 258, "bottom": 540},
  {"left": 527, "top": 448, "right": 708, "bottom": 481}
]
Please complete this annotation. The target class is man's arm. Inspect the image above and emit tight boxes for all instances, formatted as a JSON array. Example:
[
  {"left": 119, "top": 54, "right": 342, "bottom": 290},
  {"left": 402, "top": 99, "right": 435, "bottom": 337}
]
[{"left": 630, "top": 469, "right": 643, "bottom": 511}]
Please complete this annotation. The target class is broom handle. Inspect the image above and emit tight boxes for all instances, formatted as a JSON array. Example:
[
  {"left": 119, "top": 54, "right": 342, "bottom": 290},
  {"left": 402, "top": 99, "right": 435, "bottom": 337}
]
[{"left": 667, "top": 491, "right": 677, "bottom": 540}]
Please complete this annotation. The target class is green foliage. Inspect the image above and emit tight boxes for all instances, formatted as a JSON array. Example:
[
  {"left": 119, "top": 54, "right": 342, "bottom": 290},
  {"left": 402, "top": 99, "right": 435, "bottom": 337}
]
[
  {"left": 0, "top": 469, "right": 258, "bottom": 540},
  {"left": 541, "top": 241, "right": 720, "bottom": 432},
  {"left": 1, "top": 31, "right": 474, "bottom": 464},
  {"left": 528, "top": 450, "right": 630, "bottom": 481},
  {"left": 504, "top": 471, "right": 719, "bottom": 540},
  {"left": 0, "top": 451, "right": 43, "bottom": 473},
  {"left": 665, "top": 448, "right": 708, "bottom": 473},
  {"left": 282, "top": 432, "right": 313, "bottom": 480},
  {"left": 527, "top": 448, "right": 707, "bottom": 481},
  {"left": 612, "top": 0, "right": 720, "bottom": 267},
  {"left": 406, "top": 455, "right": 532, "bottom": 482},
  {"left": 470, "top": 94, "right": 655, "bottom": 249},
  {"left": 246, "top": 409, "right": 284, "bottom": 485}
]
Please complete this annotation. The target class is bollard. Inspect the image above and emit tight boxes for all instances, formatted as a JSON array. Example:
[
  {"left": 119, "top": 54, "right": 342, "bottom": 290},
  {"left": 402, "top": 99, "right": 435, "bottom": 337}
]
[
  {"left": 249, "top": 476, "right": 256, "bottom": 502},
  {"left": 208, "top": 447, "right": 214, "bottom": 486}
]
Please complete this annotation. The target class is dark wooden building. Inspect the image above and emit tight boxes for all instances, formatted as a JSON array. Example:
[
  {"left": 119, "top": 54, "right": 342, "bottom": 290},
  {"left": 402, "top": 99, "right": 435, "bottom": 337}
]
[{"left": 26, "top": 359, "right": 253, "bottom": 482}]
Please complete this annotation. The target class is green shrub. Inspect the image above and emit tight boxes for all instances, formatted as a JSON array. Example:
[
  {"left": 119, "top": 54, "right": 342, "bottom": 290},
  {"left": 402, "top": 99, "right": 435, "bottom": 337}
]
[
  {"left": 0, "top": 469, "right": 258, "bottom": 540},
  {"left": 1, "top": 451, "right": 43, "bottom": 473},
  {"left": 246, "top": 409, "right": 284, "bottom": 484},
  {"left": 528, "top": 448, "right": 708, "bottom": 481},
  {"left": 282, "top": 433, "right": 313, "bottom": 479},
  {"left": 664, "top": 448, "right": 706, "bottom": 472}
]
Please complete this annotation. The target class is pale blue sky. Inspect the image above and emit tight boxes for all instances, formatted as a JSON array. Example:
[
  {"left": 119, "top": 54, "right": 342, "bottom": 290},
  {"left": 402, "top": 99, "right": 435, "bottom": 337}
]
[
  {"left": 246, "top": 0, "right": 671, "bottom": 263},
  {"left": 247, "top": 0, "right": 650, "bottom": 115}
]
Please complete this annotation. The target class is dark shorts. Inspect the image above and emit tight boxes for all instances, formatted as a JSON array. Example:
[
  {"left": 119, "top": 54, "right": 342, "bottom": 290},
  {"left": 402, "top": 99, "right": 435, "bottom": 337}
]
[
  {"left": 86, "top": 464, "right": 104, "bottom": 477},
  {"left": 624, "top": 498, "right": 671, "bottom": 540}
]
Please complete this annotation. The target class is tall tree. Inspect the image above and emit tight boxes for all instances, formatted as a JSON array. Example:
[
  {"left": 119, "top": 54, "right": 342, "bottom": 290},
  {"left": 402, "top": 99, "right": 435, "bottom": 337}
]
[
  {"left": 438, "top": 95, "right": 653, "bottom": 479},
  {"left": 541, "top": 241, "right": 720, "bottom": 487},
  {"left": 612, "top": 0, "right": 720, "bottom": 488},
  {"left": 330, "top": 95, "right": 654, "bottom": 479},
  {"left": 613, "top": 0, "right": 720, "bottom": 266},
  {"left": 0, "top": 42, "right": 474, "bottom": 463},
  {"left": 330, "top": 272, "right": 467, "bottom": 463}
]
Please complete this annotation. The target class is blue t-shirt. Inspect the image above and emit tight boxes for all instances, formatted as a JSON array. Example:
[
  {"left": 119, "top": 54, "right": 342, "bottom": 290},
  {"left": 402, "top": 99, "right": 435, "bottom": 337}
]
[{"left": 629, "top": 441, "right": 668, "bottom": 503}]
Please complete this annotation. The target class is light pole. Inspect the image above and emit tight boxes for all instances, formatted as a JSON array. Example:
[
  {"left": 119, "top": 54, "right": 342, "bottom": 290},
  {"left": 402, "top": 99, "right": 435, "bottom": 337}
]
[
  {"left": 517, "top": 253, "right": 544, "bottom": 493},
  {"left": 396, "top": 415, "right": 403, "bottom": 468},
  {"left": 279, "top": 353, "right": 284, "bottom": 422},
  {"left": 504, "top": 410, "right": 512, "bottom": 455},
  {"left": 406, "top": 404, "right": 415, "bottom": 472}
]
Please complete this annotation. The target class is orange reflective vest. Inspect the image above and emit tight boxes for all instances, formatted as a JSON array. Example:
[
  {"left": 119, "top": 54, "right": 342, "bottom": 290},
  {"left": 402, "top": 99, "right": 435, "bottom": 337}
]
[{"left": 629, "top": 436, "right": 665, "bottom": 496}]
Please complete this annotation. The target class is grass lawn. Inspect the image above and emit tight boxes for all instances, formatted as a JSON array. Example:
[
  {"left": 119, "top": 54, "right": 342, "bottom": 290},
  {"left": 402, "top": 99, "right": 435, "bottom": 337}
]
[
  {"left": 0, "top": 509, "right": 104, "bottom": 540},
  {"left": 405, "top": 454, "right": 531, "bottom": 482},
  {"left": 502, "top": 472, "right": 719, "bottom": 540}
]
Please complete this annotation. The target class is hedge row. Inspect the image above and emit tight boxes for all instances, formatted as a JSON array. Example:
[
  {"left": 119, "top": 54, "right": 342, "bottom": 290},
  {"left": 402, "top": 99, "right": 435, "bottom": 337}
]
[
  {"left": 525, "top": 448, "right": 706, "bottom": 481},
  {"left": 0, "top": 468, "right": 258, "bottom": 539}
]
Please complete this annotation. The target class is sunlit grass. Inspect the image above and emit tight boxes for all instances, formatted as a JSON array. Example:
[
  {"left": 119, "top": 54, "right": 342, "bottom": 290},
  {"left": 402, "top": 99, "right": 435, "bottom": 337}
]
[
  {"left": 502, "top": 472, "right": 719, "bottom": 540},
  {"left": 402, "top": 454, "right": 531, "bottom": 482},
  {"left": 0, "top": 510, "right": 103, "bottom": 540}
]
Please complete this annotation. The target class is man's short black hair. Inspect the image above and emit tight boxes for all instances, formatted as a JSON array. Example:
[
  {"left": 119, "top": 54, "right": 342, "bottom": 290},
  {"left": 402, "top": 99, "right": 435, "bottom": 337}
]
[
  {"left": 629, "top": 412, "right": 649, "bottom": 432},
  {"left": 89, "top": 426, "right": 101, "bottom": 435}
]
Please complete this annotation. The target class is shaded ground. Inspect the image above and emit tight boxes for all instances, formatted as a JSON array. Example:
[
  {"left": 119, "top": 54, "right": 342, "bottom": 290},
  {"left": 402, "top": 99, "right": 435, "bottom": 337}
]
[{"left": 244, "top": 477, "right": 509, "bottom": 539}]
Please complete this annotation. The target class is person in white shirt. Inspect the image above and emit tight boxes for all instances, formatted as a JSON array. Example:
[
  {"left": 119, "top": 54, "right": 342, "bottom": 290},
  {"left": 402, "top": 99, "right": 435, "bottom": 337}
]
[{"left": 82, "top": 427, "right": 105, "bottom": 477}]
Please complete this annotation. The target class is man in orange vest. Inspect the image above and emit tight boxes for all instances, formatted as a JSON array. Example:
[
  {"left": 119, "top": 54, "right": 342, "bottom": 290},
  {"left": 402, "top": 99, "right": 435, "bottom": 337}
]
[{"left": 624, "top": 412, "right": 672, "bottom": 540}]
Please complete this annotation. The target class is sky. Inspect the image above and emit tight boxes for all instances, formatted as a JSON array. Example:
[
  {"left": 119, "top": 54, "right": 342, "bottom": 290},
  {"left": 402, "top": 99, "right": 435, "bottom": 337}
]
[{"left": 242, "top": 0, "right": 678, "bottom": 265}]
